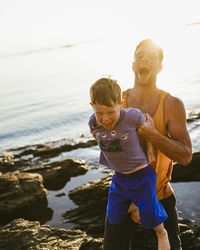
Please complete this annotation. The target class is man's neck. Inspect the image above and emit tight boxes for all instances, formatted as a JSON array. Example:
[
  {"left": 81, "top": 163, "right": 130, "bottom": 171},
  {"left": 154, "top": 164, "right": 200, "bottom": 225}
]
[
  {"left": 126, "top": 81, "right": 161, "bottom": 116},
  {"left": 133, "top": 81, "right": 159, "bottom": 99}
]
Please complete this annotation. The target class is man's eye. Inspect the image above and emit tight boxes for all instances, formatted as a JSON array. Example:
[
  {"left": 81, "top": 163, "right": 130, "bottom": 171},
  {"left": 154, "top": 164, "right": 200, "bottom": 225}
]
[
  {"left": 137, "top": 54, "right": 143, "bottom": 59},
  {"left": 149, "top": 54, "right": 156, "bottom": 59}
]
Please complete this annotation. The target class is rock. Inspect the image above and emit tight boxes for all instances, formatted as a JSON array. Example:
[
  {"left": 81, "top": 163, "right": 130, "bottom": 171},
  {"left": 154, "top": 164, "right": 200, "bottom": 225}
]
[
  {"left": 64, "top": 175, "right": 200, "bottom": 249},
  {"left": 187, "top": 111, "right": 200, "bottom": 123},
  {"left": 55, "top": 192, "right": 66, "bottom": 197},
  {"left": 0, "top": 218, "right": 103, "bottom": 250},
  {"left": 23, "top": 158, "right": 88, "bottom": 190},
  {"left": 63, "top": 175, "right": 111, "bottom": 237},
  {"left": 172, "top": 152, "right": 200, "bottom": 182},
  {"left": 0, "top": 172, "right": 50, "bottom": 226},
  {"left": 0, "top": 138, "right": 96, "bottom": 175},
  {"left": 6, "top": 138, "right": 97, "bottom": 161}
]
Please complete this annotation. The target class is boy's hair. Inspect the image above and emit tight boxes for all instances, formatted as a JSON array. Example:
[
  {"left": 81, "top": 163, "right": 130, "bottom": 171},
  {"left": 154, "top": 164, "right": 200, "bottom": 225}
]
[
  {"left": 134, "top": 39, "right": 163, "bottom": 63},
  {"left": 90, "top": 78, "right": 121, "bottom": 106}
]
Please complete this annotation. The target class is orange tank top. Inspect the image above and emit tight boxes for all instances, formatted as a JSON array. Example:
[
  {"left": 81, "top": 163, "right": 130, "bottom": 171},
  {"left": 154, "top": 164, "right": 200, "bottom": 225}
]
[{"left": 122, "top": 89, "right": 174, "bottom": 200}]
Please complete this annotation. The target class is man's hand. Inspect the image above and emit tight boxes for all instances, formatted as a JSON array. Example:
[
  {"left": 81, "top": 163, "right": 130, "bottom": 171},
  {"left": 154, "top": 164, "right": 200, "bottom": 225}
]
[
  {"left": 144, "top": 113, "right": 154, "bottom": 129},
  {"left": 138, "top": 113, "right": 156, "bottom": 138}
]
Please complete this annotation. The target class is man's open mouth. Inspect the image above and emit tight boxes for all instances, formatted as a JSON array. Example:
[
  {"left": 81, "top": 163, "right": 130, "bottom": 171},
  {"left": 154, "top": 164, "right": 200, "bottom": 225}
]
[{"left": 139, "top": 67, "right": 150, "bottom": 75}]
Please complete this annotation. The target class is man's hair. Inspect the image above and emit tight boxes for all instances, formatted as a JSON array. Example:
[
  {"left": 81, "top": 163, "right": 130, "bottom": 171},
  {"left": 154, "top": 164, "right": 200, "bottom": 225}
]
[
  {"left": 134, "top": 39, "right": 163, "bottom": 63},
  {"left": 90, "top": 78, "right": 121, "bottom": 106}
]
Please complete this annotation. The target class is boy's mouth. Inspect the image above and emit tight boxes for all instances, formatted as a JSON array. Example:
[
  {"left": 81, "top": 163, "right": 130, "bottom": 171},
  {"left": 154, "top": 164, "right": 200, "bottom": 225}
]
[{"left": 103, "top": 122, "right": 113, "bottom": 129}]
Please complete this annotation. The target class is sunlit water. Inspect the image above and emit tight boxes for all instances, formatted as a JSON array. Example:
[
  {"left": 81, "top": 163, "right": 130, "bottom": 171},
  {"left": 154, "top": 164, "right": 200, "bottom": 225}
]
[{"left": 0, "top": 26, "right": 200, "bottom": 227}]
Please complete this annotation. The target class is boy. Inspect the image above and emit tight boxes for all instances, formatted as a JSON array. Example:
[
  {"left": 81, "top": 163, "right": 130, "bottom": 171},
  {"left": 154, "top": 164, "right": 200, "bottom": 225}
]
[{"left": 89, "top": 77, "right": 170, "bottom": 250}]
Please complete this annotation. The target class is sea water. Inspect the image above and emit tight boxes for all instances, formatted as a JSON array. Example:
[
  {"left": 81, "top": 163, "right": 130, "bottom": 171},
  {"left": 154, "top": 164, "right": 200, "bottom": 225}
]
[{"left": 0, "top": 27, "right": 200, "bottom": 227}]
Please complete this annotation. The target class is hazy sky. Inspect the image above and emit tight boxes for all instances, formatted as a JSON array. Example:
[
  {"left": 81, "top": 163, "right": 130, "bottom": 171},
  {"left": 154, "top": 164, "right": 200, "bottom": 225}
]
[{"left": 0, "top": 0, "right": 199, "bottom": 54}]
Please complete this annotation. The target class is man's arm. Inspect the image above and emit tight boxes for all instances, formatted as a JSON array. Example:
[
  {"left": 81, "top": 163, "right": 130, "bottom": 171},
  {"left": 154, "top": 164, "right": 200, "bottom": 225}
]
[{"left": 138, "top": 95, "right": 192, "bottom": 166}]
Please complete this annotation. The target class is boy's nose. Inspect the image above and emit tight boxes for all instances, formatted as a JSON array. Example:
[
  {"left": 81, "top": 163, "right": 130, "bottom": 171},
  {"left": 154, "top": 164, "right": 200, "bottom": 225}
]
[{"left": 102, "top": 115, "right": 110, "bottom": 122}]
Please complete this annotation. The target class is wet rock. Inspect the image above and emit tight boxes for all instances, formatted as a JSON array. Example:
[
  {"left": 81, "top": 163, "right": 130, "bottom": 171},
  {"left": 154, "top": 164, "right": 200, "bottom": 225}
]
[
  {"left": 23, "top": 158, "right": 88, "bottom": 190},
  {"left": 63, "top": 175, "right": 111, "bottom": 237},
  {"left": 172, "top": 151, "right": 200, "bottom": 182},
  {"left": 14, "top": 139, "right": 97, "bottom": 159},
  {"left": 0, "top": 218, "right": 103, "bottom": 250},
  {"left": 187, "top": 111, "right": 200, "bottom": 123},
  {"left": 0, "top": 172, "right": 49, "bottom": 225},
  {"left": 0, "top": 139, "right": 96, "bottom": 173},
  {"left": 64, "top": 175, "right": 200, "bottom": 249},
  {"left": 0, "top": 151, "right": 33, "bottom": 173},
  {"left": 55, "top": 192, "right": 66, "bottom": 197}
]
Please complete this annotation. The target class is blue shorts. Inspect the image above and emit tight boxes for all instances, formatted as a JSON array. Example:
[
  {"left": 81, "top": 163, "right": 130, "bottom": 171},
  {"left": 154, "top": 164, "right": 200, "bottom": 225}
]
[{"left": 107, "top": 164, "right": 168, "bottom": 229}]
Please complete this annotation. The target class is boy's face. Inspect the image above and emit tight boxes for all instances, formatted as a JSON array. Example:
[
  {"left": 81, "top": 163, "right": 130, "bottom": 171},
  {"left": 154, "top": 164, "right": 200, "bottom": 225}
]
[{"left": 91, "top": 101, "right": 121, "bottom": 130}]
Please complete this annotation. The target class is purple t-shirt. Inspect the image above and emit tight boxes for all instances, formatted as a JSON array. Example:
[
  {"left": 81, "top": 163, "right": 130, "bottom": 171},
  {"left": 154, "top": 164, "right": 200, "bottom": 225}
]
[{"left": 88, "top": 108, "right": 148, "bottom": 172}]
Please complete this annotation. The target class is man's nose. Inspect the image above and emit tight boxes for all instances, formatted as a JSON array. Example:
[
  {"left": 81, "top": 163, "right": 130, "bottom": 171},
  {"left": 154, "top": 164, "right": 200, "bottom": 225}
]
[{"left": 141, "top": 57, "right": 148, "bottom": 63}]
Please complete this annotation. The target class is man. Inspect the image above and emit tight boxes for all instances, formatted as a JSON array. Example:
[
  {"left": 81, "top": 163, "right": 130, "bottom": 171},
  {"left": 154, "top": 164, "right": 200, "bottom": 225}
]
[{"left": 104, "top": 39, "right": 192, "bottom": 250}]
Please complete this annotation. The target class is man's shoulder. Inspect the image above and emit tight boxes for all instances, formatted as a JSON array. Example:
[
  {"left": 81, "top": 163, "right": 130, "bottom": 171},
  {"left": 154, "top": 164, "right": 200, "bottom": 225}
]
[
  {"left": 164, "top": 93, "right": 184, "bottom": 108},
  {"left": 122, "top": 88, "right": 132, "bottom": 97},
  {"left": 164, "top": 93, "right": 186, "bottom": 120}
]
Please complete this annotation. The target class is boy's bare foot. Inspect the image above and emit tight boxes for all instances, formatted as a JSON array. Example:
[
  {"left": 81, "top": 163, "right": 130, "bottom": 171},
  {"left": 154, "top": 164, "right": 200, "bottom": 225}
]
[{"left": 128, "top": 203, "right": 141, "bottom": 224}]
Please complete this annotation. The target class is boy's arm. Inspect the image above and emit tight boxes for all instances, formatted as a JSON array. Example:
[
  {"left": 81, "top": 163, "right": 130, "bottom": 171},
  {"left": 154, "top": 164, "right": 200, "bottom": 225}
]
[
  {"left": 90, "top": 129, "right": 97, "bottom": 140},
  {"left": 146, "top": 140, "right": 156, "bottom": 164},
  {"left": 89, "top": 114, "right": 98, "bottom": 141},
  {"left": 138, "top": 114, "right": 156, "bottom": 164}
]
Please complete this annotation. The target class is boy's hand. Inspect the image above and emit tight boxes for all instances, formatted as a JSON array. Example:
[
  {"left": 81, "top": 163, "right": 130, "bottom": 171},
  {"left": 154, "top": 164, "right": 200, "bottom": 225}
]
[{"left": 147, "top": 150, "right": 156, "bottom": 164}]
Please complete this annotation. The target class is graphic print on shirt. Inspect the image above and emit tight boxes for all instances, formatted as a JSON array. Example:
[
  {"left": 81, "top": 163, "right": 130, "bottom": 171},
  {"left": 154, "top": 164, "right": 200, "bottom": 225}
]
[{"left": 98, "top": 130, "right": 129, "bottom": 152}]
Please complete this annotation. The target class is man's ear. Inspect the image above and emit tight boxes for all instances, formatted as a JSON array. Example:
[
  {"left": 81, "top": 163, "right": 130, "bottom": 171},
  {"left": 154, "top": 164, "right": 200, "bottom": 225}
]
[
  {"left": 158, "top": 63, "right": 163, "bottom": 73},
  {"left": 132, "top": 61, "right": 135, "bottom": 72}
]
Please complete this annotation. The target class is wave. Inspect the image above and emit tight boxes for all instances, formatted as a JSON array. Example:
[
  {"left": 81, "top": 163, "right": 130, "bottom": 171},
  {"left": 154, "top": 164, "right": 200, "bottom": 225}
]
[{"left": 0, "top": 40, "right": 96, "bottom": 58}]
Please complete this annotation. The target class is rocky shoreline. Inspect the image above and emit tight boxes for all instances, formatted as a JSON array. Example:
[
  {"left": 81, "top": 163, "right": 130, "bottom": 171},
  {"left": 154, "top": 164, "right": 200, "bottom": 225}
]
[{"left": 0, "top": 138, "right": 200, "bottom": 249}]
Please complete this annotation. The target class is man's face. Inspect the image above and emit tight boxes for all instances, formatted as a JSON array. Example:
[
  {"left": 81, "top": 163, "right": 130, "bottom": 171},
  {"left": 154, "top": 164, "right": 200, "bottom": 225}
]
[
  {"left": 91, "top": 101, "right": 121, "bottom": 130},
  {"left": 132, "top": 44, "right": 162, "bottom": 86}
]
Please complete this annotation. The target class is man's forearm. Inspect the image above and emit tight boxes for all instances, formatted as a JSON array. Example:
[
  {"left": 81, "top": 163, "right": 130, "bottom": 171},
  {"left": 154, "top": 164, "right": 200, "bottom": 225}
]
[{"left": 139, "top": 127, "right": 192, "bottom": 166}]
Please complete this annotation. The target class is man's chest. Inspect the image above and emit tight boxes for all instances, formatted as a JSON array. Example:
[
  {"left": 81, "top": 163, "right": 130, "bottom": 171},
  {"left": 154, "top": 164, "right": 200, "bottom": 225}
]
[{"left": 127, "top": 99, "right": 158, "bottom": 117}]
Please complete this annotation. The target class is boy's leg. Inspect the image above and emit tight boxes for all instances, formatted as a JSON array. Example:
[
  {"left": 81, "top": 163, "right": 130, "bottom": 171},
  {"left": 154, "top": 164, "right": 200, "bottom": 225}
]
[
  {"left": 128, "top": 202, "right": 141, "bottom": 224},
  {"left": 104, "top": 213, "right": 138, "bottom": 250},
  {"left": 160, "top": 194, "right": 182, "bottom": 250},
  {"left": 154, "top": 223, "right": 170, "bottom": 250}
]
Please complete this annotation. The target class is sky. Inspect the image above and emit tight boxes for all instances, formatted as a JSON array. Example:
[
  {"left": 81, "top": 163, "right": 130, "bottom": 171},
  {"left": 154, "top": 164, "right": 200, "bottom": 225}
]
[{"left": 0, "top": 0, "right": 200, "bottom": 55}]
